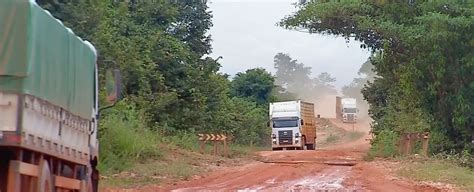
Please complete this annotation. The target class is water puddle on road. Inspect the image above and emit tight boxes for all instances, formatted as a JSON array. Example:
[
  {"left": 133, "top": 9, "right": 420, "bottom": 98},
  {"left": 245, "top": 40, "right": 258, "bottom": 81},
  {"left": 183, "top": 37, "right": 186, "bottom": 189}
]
[{"left": 237, "top": 167, "right": 352, "bottom": 192}]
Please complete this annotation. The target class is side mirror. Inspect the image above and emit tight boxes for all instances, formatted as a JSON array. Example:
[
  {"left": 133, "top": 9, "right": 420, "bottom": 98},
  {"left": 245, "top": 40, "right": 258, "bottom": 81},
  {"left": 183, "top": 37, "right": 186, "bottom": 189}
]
[
  {"left": 105, "top": 68, "right": 122, "bottom": 105},
  {"left": 300, "top": 119, "right": 304, "bottom": 125},
  {"left": 267, "top": 121, "right": 270, "bottom": 127}
]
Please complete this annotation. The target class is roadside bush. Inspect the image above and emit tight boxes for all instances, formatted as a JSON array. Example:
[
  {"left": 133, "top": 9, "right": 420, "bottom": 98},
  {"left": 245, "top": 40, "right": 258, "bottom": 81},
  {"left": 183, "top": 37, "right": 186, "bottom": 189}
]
[
  {"left": 433, "top": 149, "right": 474, "bottom": 170},
  {"left": 368, "top": 129, "right": 399, "bottom": 158},
  {"left": 98, "top": 101, "right": 162, "bottom": 173},
  {"left": 162, "top": 131, "right": 199, "bottom": 151}
]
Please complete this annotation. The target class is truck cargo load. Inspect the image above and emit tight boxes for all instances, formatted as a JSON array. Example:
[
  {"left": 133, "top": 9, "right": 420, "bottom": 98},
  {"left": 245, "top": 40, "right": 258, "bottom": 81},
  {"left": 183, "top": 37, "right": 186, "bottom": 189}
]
[{"left": 0, "top": 0, "right": 96, "bottom": 119}]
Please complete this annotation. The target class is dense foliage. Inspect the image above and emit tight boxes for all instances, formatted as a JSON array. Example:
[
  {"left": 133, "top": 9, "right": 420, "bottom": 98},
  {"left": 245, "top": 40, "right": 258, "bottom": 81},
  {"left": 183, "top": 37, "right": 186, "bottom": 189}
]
[
  {"left": 36, "top": 0, "right": 276, "bottom": 169},
  {"left": 281, "top": 0, "right": 473, "bottom": 153}
]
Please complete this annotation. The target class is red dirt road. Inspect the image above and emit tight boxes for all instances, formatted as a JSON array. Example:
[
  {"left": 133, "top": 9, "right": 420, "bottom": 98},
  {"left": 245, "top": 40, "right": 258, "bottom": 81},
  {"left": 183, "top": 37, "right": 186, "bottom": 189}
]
[{"left": 136, "top": 119, "right": 442, "bottom": 192}]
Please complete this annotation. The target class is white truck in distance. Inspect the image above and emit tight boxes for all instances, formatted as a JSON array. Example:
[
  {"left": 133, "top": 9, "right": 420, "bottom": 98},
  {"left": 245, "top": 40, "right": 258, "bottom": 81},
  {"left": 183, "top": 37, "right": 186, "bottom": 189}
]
[
  {"left": 336, "top": 97, "right": 358, "bottom": 123},
  {"left": 269, "top": 101, "right": 317, "bottom": 150}
]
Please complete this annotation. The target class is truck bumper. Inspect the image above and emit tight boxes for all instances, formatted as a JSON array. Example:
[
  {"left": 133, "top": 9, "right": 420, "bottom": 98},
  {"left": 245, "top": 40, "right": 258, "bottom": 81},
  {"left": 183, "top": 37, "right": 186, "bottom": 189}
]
[{"left": 271, "top": 137, "right": 302, "bottom": 149}]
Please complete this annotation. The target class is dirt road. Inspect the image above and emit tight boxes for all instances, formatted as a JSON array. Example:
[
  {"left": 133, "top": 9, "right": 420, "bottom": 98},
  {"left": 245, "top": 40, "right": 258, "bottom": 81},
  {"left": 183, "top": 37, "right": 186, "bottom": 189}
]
[{"left": 139, "top": 119, "right": 441, "bottom": 192}]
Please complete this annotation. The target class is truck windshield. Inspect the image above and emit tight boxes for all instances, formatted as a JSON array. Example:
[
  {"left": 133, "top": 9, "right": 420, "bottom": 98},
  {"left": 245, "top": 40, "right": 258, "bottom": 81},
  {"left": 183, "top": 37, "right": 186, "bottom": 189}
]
[
  {"left": 272, "top": 119, "right": 298, "bottom": 128},
  {"left": 344, "top": 108, "right": 357, "bottom": 113}
]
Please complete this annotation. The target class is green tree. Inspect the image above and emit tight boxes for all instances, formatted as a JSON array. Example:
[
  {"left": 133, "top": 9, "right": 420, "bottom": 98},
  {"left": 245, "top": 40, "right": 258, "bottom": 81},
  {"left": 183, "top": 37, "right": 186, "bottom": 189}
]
[
  {"left": 342, "top": 59, "right": 376, "bottom": 102},
  {"left": 37, "top": 0, "right": 275, "bottom": 148},
  {"left": 274, "top": 53, "right": 313, "bottom": 96},
  {"left": 231, "top": 68, "right": 275, "bottom": 105},
  {"left": 313, "top": 72, "right": 337, "bottom": 95},
  {"left": 281, "top": 0, "right": 474, "bottom": 153}
]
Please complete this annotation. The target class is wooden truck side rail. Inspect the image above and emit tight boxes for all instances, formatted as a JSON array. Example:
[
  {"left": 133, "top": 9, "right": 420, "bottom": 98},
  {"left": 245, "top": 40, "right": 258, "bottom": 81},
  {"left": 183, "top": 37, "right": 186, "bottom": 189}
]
[{"left": 300, "top": 101, "right": 317, "bottom": 150}]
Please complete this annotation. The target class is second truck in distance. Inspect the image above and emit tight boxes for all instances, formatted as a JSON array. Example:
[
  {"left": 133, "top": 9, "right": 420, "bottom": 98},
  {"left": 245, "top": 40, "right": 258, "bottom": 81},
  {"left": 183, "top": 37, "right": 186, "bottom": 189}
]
[
  {"left": 336, "top": 97, "right": 358, "bottom": 123},
  {"left": 269, "top": 101, "right": 317, "bottom": 150}
]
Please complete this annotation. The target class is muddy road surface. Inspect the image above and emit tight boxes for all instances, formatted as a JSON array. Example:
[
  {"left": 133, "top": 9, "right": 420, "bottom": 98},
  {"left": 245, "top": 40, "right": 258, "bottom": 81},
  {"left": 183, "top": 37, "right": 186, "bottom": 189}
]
[{"left": 139, "top": 119, "right": 440, "bottom": 192}]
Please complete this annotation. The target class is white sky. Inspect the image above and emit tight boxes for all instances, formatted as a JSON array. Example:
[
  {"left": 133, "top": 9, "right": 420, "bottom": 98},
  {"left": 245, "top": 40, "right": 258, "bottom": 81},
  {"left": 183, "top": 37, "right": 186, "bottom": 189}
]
[{"left": 207, "top": 0, "right": 371, "bottom": 88}]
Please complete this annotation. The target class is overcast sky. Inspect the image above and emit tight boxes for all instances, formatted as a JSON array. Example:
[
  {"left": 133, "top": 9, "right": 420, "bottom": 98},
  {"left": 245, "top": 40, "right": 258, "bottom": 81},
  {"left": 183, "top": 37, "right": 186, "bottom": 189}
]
[{"left": 207, "top": 0, "right": 371, "bottom": 88}]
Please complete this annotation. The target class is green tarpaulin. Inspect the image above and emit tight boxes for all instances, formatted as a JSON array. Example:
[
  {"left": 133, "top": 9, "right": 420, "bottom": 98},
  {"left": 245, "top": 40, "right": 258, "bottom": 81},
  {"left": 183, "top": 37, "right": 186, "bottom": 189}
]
[{"left": 0, "top": 0, "right": 96, "bottom": 119}]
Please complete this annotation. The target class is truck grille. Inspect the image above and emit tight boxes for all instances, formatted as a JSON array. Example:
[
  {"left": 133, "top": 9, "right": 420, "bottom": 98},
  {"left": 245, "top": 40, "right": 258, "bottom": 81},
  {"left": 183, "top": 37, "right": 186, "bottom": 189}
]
[
  {"left": 278, "top": 130, "right": 293, "bottom": 145},
  {"left": 347, "top": 114, "right": 354, "bottom": 121}
]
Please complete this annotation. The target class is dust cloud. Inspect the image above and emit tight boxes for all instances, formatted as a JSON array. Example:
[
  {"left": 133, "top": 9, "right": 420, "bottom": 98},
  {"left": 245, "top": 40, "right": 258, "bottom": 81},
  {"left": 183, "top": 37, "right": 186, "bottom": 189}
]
[{"left": 292, "top": 91, "right": 370, "bottom": 122}]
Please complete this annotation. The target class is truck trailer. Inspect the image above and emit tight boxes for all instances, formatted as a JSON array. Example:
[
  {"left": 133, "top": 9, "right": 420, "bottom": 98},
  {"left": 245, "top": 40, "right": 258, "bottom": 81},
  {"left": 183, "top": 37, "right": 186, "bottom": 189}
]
[
  {"left": 336, "top": 97, "right": 358, "bottom": 123},
  {"left": 0, "top": 1, "right": 121, "bottom": 191},
  {"left": 269, "top": 101, "right": 317, "bottom": 150}
]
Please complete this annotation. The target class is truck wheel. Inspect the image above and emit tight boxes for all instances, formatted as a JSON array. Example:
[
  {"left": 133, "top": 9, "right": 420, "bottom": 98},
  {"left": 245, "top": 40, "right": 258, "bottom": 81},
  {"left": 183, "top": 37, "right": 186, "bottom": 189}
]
[
  {"left": 307, "top": 144, "right": 314, "bottom": 150},
  {"left": 37, "top": 160, "right": 53, "bottom": 192}
]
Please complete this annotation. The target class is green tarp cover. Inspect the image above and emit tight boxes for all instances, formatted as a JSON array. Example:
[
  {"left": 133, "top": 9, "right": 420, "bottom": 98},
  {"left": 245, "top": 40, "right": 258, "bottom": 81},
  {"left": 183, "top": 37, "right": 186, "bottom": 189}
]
[{"left": 0, "top": 0, "right": 96, "bottom": 119}]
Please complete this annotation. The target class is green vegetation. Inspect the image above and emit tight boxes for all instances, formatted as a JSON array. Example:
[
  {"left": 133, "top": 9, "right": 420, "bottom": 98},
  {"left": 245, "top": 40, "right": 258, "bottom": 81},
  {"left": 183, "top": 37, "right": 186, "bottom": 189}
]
[
  {"left": 367, "top": 130, "right": 400, "bottom": 159},
  {"left": 36, "top": 0, "right": 279, "bottom": 175},
  {"left": 325, "top": 134, "right": 340, "bottom": 143},
  {"left": 281, "top": 0, "right": 473, "bottom": 158},
  {"left": 98, "top": 101, "right": 162, "bottom": 172},
  {"left": 397, "top": 160, "right": 474, "bottom": 191}
]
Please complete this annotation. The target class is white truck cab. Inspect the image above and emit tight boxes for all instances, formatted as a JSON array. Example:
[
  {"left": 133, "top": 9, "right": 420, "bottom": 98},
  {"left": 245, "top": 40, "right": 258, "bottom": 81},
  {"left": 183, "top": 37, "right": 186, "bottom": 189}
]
[
  {"left": 341, "top": 98, "right": 358, "bottom": 123},
  {"left": 269, "top": 101, "right": 316, "bottom": 150}
]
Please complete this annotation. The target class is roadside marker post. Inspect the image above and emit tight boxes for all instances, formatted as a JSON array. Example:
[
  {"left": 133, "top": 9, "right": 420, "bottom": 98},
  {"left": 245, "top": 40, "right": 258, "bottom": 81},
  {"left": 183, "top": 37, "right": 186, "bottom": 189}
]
[
  {"left": 198, "top": 133, "right": 231, "bottom": 157},
  {"left": 399, "top": 132, "right": 430, "bottom": 156}
]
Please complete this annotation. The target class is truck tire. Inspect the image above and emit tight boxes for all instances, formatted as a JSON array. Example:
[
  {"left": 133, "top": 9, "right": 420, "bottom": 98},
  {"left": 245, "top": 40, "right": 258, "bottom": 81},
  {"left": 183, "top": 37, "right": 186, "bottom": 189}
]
[
  {"left": 37, "top": 160, "right": 53, "bottom": 192},
  {"left": 299, "top": 137, "right": 306, "bottom": 150}
]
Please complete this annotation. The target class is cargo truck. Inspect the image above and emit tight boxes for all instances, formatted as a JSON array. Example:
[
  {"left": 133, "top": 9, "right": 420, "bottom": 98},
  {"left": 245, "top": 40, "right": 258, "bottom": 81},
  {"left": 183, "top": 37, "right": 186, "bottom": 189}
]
[
  {"left": 336, "top": 97, "right": 358, "bottom": 123},
  {"left": 0, "top": 1, "right": 121, "bottom": 191},
  {"left": 269, "top": 101, "right": 317, "bottom": 150}
]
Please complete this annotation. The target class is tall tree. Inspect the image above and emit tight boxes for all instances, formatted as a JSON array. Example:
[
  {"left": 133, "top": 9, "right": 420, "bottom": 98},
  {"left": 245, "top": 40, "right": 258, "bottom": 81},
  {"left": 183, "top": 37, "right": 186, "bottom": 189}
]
[
  {"left": 273, "top": 53, "right": 337, "bottom": 101},
  {"left": 231, "top": 68, "right": 275, "bottom": 105},
  {"left": 281, "top": 0, "right": 474, "bottom": 152},
  {"left": 313, "top": 72, "right": 337, "bottom": 95}
]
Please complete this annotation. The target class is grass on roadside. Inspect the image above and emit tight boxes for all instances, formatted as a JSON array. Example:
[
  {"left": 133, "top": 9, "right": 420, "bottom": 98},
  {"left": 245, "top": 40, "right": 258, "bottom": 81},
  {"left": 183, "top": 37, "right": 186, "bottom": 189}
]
[
  {"left": 326, "top": 134, "right": 340, "bottom": 143},
  {"left": 102, "top": 157, "right": 204, "bottom": 188},
  {"left": 101, "top": 140, "right": 263, "bottom": 188},
  {"left": 397, "top": 159, "right": 474, "bottom": 191}
]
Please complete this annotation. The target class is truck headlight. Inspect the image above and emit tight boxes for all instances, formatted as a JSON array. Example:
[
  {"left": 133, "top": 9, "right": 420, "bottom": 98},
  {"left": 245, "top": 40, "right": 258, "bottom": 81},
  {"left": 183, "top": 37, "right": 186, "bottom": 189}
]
[
  {"left": 272, "top": 134, "right": 276, "bottom": 139},
  {"left": 295, "top": 133, "right": 300, "bottom": 138}
]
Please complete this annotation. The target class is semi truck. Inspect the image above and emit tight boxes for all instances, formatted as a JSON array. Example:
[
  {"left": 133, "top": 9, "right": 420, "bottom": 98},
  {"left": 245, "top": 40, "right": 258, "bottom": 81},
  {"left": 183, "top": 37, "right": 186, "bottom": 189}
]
[
  {"left": 0, "top": 1, "right": 121, "bottom": 191},
  {"left": 336, "top": 97, "right": 358, "bottom": 123},
  {"left": 269, "top": 101, "right": 317, "bottom": 150}
]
